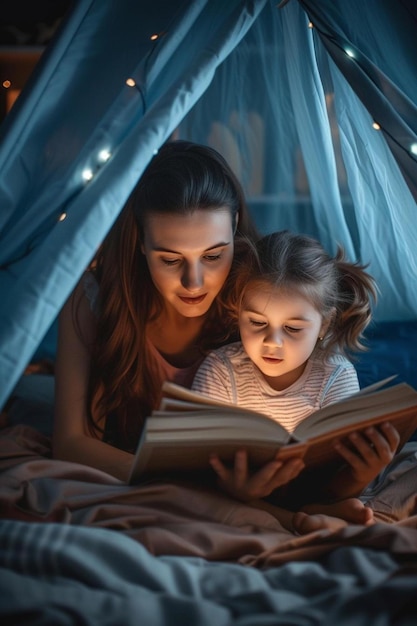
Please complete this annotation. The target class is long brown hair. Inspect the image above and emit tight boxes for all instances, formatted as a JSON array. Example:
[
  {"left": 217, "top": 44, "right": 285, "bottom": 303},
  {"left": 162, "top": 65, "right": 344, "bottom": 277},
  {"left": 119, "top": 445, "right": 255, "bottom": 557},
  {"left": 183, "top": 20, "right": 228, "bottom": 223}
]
[{"left": 84, "top": 140, "right": 258, "bottom": 450}]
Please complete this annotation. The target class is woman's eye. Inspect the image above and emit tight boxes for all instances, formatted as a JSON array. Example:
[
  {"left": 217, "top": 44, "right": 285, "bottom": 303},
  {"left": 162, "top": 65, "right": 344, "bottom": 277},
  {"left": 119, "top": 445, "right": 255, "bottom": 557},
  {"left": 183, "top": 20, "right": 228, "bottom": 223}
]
[
  {"left": 162, "top": 258, "right": 181, "bottom": 266},
  {"left": 203, "top": 254, "right": 222, "bottom": 262}
]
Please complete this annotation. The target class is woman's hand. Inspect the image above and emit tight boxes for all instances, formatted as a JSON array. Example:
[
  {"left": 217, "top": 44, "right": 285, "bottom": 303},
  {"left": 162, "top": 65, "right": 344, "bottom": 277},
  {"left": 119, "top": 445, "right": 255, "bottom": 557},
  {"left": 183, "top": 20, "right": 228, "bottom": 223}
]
[
  {"left": 209, "top": 449, "right": 305, "bottom": 502},
  {"left": 332, "top": 422, "right": 400, "bottom": 495}
]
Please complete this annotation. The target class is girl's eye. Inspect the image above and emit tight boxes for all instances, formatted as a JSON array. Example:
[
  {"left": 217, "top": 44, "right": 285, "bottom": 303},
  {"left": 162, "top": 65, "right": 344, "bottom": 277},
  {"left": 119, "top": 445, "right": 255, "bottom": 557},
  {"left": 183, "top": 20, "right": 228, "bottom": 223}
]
[
  {"left": 285, "top": 326, "right": 302, "bottom": 334},
  {"left": 162, "top": 258, "right": 181, "bottom": 266},
  {"left": 249, "top": 319, "right": 267, "bottom": 327}
]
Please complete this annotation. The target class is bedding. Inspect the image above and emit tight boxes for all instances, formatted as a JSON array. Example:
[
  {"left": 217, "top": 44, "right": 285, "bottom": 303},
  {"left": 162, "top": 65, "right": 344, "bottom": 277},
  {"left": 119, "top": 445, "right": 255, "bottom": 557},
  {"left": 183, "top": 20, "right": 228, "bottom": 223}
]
[
  {"left": 1, "top": 423, "right": 417, "bottom": 624},
  {"left": 1, "top": 322, "right": 417, "bottom": 623},
  {"left": 1, "top": 520, "right": 417, "bottom": 625}
]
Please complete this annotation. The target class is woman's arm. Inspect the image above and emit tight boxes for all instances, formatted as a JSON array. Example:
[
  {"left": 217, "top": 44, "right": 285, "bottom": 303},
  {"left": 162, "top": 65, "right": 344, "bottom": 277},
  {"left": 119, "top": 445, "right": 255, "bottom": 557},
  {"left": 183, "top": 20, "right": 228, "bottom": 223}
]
[{"left": 53, "top": 279, "right": 134, "bottom": 482}]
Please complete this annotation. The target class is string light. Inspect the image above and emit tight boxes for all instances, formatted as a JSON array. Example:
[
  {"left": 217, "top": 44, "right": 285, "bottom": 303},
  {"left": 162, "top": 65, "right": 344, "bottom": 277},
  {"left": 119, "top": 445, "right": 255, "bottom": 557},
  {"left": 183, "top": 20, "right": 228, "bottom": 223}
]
[
  {"left": 98, "top": 148, "right": 111, "bottom": 162},
  {"left": 345, "top": 48, "right": 355, "bottom": 58},
  {"left": 150, "top": 33, "right": 159, "bottom": 41},
  {"left": 2, "top": 80, "right": 11, "bottom": 89},
  {"left": 126, "top": 78, "right": 136, "bottom": 87},
  {"left": 308, "top": 22, "right": 314, "bottom": 28},
  {"left": 58, "top": 212, "right": 67, "bottom": 222},
  {"left": 372, "top": 122, "right": 381, "bottom": 130},
  {"left": 411, "top": 143, "right": 417, "bottom": 156},
  {"left": 82, "top": 168, "right": 94, "bottom": 182}
]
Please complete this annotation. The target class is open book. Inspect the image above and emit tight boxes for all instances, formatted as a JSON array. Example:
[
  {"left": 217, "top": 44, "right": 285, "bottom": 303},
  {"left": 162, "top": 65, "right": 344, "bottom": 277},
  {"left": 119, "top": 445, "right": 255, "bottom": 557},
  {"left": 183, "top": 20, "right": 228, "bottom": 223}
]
[{"left": 128, "top": 377, "right": 417, "bottom": 483}]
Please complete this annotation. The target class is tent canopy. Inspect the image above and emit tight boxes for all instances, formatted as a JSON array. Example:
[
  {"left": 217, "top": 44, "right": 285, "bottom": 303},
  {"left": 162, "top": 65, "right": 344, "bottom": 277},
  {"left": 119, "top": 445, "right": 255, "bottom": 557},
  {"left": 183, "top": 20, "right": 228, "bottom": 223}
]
[{"left": 0, "top": 0, "right": 416, "bottom": 407}]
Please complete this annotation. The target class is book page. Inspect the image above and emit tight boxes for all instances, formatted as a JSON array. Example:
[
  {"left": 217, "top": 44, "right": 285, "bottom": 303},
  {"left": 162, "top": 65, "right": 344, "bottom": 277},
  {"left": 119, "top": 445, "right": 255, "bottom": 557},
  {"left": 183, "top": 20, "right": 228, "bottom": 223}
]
[
  {"left": 148, "top": 409, "right": 293, "bottom": 443},
  {"left": 293, "top": 383, "right": 417, "bottom": 440}
]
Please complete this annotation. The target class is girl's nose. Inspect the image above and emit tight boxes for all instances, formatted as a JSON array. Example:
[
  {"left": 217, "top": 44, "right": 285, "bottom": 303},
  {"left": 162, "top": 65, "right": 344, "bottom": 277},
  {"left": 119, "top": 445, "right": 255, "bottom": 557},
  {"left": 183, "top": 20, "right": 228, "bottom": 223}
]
[
  {"left": 181, "top": 262, "right": 203, "bottom": 291},
  {"left": 264, "top": 328, "right": 283, "bottom": 347}
]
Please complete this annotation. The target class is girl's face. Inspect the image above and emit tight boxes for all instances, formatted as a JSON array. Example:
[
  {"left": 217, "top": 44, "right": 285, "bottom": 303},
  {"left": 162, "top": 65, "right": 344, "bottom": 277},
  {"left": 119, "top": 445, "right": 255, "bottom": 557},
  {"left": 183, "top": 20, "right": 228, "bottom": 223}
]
[
  {"left": 239, "top": 284, "right": 329, "bottom": 390},
  {"left": 141, "top": 209, "right": 235, "bottom": 319}
]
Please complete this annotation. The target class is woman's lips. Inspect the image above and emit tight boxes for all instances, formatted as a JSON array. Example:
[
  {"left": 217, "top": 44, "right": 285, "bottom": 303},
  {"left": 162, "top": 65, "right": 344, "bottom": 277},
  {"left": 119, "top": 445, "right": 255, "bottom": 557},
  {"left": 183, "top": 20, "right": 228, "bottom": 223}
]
[{"left": 178, "top": 294, "right": 207, "bottom": 305}]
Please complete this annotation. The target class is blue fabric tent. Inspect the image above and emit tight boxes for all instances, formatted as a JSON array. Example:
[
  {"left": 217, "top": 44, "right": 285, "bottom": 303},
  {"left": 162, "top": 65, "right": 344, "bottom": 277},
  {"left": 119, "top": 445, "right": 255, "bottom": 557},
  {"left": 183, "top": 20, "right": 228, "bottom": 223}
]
[{"left": 0, "top": 0, "right": 416, "bottom": 408}]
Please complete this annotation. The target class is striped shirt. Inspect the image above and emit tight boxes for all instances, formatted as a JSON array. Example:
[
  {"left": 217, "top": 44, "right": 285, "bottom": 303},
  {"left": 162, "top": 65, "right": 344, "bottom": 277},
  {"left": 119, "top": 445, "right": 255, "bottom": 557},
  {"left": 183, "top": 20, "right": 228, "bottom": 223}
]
[{"left": 192, "top": 342, "right": 359, "bottom": 433}]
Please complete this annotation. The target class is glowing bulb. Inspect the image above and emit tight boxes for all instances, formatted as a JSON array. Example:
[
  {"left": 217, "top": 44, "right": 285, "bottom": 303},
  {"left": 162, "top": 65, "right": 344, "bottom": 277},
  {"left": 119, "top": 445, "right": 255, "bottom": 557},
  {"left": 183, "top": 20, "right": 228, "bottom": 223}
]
[
  {"left": 98, "top": 149, "right": 111, "bottom": 162},
  {"left": 345, "top": 48, "right": 355, "bottom": 58},
  {"left": 372, "top": 122, "right": 381, "bottom": 130},
  {"left": 58, "top": 212, "right": 67, "bottom": 222},
  {"left": 150, "top": 33, "right": 159, "bottom": 41},
  {"left": 411, "top": 143, "right": 417, "bottom": 155},
  {"left": 126, "top": 78, "right": 136, "bottom": 87},
  {"left": 308, "top": 22, "right": 313, "bottom": 28},
  {"left": 82, "top": 168, "right": 94, "bottom": 182},
  {"left": 2, "top": 79, "right": 11, "bottom": 88}
]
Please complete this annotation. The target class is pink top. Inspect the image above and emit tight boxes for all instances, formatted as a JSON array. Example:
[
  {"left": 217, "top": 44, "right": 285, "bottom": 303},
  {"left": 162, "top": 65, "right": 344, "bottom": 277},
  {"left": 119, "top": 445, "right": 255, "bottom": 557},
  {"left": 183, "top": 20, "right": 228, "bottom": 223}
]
[{"left": 146, "top": 338, "right": 204, "bottom": 390}]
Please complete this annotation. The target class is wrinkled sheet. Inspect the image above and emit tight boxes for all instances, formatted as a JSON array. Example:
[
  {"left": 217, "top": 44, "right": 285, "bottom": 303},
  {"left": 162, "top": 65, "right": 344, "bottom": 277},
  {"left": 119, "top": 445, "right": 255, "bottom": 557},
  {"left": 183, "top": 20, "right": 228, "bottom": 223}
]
[
  {"left": 1, "top": 519, "right": 417, "bottom": 626},
  {"left": 1, "top": 425, "right": 417, "bottom": 624}
]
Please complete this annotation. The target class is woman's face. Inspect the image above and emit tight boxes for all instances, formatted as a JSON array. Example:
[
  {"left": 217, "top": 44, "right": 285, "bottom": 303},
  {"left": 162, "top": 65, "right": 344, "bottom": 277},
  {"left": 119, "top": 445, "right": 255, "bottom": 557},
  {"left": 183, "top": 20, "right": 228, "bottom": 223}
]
[{"left": 141, "top": 209, "right": 236, "bottom": 318}]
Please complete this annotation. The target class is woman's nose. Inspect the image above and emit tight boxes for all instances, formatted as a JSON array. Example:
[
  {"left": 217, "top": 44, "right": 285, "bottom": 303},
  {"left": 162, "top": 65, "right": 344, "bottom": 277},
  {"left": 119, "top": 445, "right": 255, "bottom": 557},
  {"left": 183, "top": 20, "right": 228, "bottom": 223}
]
[{"left": 181, "top": 263, "right": 203, "bottom": 291}]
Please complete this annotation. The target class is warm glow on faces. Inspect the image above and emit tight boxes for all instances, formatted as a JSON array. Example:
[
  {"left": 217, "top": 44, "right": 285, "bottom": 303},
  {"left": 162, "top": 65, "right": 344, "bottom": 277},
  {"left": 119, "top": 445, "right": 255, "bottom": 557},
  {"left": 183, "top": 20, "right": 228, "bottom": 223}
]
[
  {"left": 239, "top": 284, "right": 327, "bottom": 390},
  {"left": 141, "top": 209, "right": 235, "bottom": 318}
]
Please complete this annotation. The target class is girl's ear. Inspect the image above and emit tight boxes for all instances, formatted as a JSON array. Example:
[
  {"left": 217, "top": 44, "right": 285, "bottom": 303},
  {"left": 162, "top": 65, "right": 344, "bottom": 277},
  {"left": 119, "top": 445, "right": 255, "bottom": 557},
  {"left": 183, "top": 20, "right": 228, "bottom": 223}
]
[{"left": 320, "top": 308, "right": 336, "bottom": 338}]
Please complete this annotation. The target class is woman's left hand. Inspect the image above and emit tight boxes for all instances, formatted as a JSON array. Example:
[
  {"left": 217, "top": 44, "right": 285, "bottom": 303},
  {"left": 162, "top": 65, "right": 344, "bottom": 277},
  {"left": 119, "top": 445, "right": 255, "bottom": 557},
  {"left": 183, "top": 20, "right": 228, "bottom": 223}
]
[
  {"left": 333, "top": 422, "right": 400, "bottom": 488},
  {"left": 208, "top": 449, "right": 305, "bottom": 502}
]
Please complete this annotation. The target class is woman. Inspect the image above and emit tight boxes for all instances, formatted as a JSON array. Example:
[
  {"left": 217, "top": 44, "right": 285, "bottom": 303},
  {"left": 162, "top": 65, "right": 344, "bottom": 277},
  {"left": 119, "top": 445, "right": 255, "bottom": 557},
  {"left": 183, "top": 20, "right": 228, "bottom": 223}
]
[{"left": 53, "top": 140, "right": 303, "bottom": 490}]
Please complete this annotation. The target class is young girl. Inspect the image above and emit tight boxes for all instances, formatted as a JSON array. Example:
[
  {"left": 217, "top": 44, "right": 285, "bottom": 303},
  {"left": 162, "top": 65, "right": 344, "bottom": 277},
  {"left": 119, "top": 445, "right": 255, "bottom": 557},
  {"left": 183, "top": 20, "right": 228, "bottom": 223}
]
[
  {"left": 192, "top": 230, "right": 400, "bottom": 531},
  {"left": 53, "top": 141, "right": 304, "bottom": 496}
]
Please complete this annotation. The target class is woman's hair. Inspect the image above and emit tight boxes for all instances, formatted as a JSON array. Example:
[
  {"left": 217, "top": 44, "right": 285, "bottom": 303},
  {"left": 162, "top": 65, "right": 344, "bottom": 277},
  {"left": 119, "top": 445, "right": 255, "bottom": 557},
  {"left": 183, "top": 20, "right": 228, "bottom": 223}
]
[
  {"left": 228, "top": 230, "right": 377, "bottom": 357},
  {"left": 84, "top": 140, "right": 258, "bottom": 449}
]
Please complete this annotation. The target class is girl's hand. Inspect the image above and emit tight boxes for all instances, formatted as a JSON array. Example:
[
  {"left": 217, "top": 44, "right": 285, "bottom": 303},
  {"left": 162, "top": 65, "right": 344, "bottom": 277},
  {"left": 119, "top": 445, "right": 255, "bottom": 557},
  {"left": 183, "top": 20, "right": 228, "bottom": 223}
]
[
  {"left": 209, "top": 449, "right": 305, "bottom": 502},
  {"left": 334, "top": 422, "right": 400, "bottom": 489}
]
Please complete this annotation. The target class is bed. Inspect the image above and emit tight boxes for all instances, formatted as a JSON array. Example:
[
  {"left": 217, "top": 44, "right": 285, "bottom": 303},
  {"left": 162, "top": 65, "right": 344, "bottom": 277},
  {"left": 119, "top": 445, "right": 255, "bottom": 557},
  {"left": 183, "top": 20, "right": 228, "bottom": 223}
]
[
  {"left": 1, "top": 321, "right": 417, "bottom": 624},
  {"left": 1, "top": 431, "right": 417, "bottom": 625}
]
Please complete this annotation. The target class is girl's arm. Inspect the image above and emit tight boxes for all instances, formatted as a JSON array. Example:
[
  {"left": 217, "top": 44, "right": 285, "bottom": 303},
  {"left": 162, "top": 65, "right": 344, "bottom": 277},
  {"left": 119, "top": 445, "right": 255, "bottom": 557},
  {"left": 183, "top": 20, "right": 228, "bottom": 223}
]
[
  {"left": 326, "top": 422, "right": 400, "bottom": 499},
  {"left": 53, "top": 280, "right": 134, "bottom": 482}
]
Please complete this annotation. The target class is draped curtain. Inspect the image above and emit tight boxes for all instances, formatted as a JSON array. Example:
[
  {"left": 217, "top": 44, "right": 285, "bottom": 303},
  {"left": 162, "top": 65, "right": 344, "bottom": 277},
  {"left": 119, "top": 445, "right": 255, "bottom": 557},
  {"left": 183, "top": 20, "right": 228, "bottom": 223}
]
[
  {"left": 179, "top": 0, "right": 417, "bottom": 320},
  {"left": 0, "top": 0, "right": 416, "bottom": 408}
]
